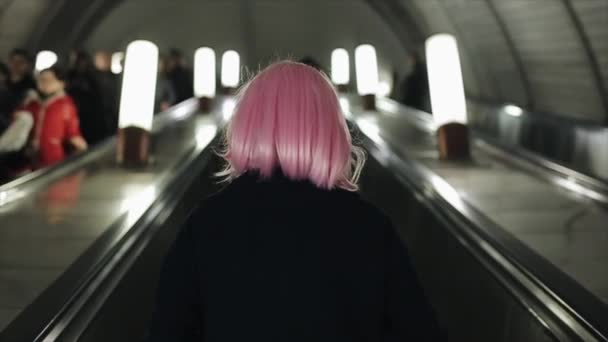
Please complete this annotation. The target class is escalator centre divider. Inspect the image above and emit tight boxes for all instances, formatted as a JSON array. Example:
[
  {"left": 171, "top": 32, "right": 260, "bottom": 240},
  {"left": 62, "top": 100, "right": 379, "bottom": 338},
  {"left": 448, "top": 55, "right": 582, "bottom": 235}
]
[
  {"left": 0, "top": 99, "right": 201, "bottom": 207},
  {"left": 375, "top": 97, "right": 608, "bottom": 205}
]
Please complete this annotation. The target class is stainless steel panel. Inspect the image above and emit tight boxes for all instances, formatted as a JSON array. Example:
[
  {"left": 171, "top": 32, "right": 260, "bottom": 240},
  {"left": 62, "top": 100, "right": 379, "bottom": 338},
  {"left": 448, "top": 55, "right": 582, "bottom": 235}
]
[{"left": 468, "top": 99, "right": 608, "bottom": 180}]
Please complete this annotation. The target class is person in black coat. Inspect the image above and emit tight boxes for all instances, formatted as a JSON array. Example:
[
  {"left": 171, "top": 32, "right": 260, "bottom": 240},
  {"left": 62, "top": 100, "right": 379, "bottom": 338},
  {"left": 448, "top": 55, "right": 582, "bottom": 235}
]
[
  {"left": 3, "top": 49, "right": 36, "bottom": 120},
  {"left": 155, "top": 56, "right": 176, "bottom": 113},
  {"left": 67, "top": 50, "right": 107, "bottom": 145},
  {"left": 399, "top": 52, "right": 430, "bottom": 112},
  {"left": 94, "top": 51, "right": 120, "bottom": 133},
  {"left": 0, "top": 61, "right": 11, "bottom": 131},
  {"left": 166, "top": 48, "right": 193, "bottom": 103},
  {"left": 145, "top": 61, "right": 443, "bottom": 341}
]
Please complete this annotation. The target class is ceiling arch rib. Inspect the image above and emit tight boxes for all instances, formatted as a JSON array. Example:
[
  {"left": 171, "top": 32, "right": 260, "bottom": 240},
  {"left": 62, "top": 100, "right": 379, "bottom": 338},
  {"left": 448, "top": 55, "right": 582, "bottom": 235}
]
[
  {"left": 363, "top": 0, "right": 423, "bottom": 49},
  {"left": 27, "top": 0, "right": 122, "bottom": 54},
  {"left": 484, "top": 0, "right": 533, "bottom": 108},
  {"left": 561, "top": 0, "right": 608, "bottom": 122},
  {"left": 434, "top": 0, "right": 500, "bottom": 102}
]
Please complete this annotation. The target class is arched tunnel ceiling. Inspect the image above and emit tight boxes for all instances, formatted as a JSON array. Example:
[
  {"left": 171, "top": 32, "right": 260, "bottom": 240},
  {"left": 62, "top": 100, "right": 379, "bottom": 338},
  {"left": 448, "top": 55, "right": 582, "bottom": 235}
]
[
  {"left": 390, "top": 0, "right": 608, "bottom": 124},
  {"left": 83, "top": 0, "right": 412, "bottom": 85},
  {"left": 0, "top": 0, "right": 606, "bottom": 124},
  {"left": 0, "top": 0, "right": 53, "bottom": 54}
]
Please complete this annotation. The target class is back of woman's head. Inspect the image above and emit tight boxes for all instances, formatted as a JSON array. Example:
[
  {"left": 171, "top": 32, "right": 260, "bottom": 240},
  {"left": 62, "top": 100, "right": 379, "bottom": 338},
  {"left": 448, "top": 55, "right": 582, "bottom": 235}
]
[{"left": 222, "top": 61, "right": 364, "bottom": 190}]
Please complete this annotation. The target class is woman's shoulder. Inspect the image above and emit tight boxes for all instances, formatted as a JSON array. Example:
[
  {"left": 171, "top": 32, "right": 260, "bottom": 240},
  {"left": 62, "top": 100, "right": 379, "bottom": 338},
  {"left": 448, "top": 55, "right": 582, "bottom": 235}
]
[
  {"left": 352, "top": 198, "right": 392, "bottom": 223},
  {"left": 180, "top": 179, "right": 255, "bottom": 228},
  {"left": 183, "top": 188, "right": 232, "bottom": 225},
  {"left": 184, "top": 175, "right": 393, "bottom": 232},
  {"left": 347, "top": 197, "right": 395, "bottom": 236}
]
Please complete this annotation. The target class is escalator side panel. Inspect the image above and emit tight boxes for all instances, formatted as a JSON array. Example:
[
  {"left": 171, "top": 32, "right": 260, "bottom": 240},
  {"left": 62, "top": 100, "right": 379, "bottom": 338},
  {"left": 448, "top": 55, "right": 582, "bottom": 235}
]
[
  {"left": 359, "top": 157, "right": 558, "bottom": 342},
  {"left": 71, "top": 154, "right": 224, "bottom": 341}
]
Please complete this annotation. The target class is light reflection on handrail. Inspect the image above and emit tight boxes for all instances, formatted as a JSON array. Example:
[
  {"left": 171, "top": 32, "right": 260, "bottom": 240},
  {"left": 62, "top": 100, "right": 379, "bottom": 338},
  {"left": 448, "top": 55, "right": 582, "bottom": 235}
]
[
  {"left": 196, "top": 123, "right": 218, "bottom": 150},
  {"left": 0, "top": 188, "right": 25, "bottom": 209},
  {"left": 120, "top": 185, "right": 158, "bottom": 227},
  {"left": 220, "top": 98, "right": 237, "bottom": 123}
]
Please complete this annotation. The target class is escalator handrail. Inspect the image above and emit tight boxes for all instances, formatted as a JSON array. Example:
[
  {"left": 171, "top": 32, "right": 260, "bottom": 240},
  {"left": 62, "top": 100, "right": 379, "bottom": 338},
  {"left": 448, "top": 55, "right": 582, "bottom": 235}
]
[
  {"left": 375, "top": 97, "right": 608, "bottom": 205},
  {"left": 349, "top": 100, "right": 608, "bottom": 341}
]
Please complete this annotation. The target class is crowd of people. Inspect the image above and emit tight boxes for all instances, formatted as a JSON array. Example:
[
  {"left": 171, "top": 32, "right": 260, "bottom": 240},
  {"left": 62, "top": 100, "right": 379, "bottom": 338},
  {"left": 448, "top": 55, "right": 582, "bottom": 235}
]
[
  {"left": 0, "top": 47, "right": 194, "bottom": 182},
  {"left": 0, "top": 44, "right": 428, "bottom": 184}
]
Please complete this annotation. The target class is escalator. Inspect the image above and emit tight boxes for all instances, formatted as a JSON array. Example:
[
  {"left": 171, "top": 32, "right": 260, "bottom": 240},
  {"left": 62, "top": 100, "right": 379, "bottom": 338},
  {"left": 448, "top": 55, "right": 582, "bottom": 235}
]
[
  {"left": 71, "top": 152, "right": 563, "bottom": 342},
  {"left": 1, "top": 96, "right": 605, "bottom": 341}
]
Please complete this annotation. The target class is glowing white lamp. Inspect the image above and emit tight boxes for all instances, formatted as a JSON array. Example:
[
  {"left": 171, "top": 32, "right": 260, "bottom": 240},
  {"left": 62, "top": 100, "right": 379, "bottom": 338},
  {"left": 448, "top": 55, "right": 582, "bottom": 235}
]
[
  {"left": 221, "top": 50, "right": 240, "bottom": 88},
  {"left": 116, "top": 41, "right": 158, "bottom": 165},
  {"left": 331, "top": 48, "right": 350, "bottom": 86},
  {"left": 426, "top": 34, "right": 467, "bottom": 126},
  {"left": 35, "top": 51, "right": 58, "bottom": 72},
  {"left": 504, "top": 104, "right": 523, "bottom": 117},
  {"left": 118, "top": 40, "right": 158, "bottom": 131},
  {"left": 355, "top": 44, "right": 379, "bottom": 96},
  {"left": 111, "top": 52, "right": 125, "bottom": 74},
  {"left": 194, "top": 47, "right": 216, "bottom": 98},
  {"left": 426, "top": 34, "right": 470, "bottom": 160}
]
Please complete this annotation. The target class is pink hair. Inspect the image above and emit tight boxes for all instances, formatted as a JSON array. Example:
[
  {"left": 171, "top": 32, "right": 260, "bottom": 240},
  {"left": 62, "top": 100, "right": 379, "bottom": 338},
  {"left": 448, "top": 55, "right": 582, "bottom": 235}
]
[{"left": 221, "top": 61, "right": 365, "bottom": 190}]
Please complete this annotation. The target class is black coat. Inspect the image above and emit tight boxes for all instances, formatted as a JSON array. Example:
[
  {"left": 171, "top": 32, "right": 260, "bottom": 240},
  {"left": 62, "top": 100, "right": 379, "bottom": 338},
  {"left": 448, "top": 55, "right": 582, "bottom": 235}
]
[
  {"left": 169, "top": 66, "right": 194, "bottom": 103},
  {"left": 3, "top": 74, "right": 36, "bottom": 114},
  {"left": 94, "top": 70, "right": 120, "bottom": 131},
  {"left": 146, "top": 172, "right": 443, "bottom": 341},
  {"left": 67, "top": 71, "right": 106, "bottom": 144}
]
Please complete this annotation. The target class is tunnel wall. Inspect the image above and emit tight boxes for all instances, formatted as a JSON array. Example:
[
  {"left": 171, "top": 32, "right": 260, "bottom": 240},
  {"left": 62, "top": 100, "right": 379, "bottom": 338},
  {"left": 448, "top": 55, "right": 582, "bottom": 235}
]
[
  {"left": 0, "top": 0, "right": 52, "bottom": 56},
  {"left": 381, "top": 0, "right": 608, "bottom": 124}
]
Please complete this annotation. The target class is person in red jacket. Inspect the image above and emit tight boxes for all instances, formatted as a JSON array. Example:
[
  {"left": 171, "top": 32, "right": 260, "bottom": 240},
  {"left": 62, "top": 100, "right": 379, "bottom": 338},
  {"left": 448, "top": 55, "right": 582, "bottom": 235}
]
[{"left": 25, "top": 66, "right": 87, "bottom": 168}]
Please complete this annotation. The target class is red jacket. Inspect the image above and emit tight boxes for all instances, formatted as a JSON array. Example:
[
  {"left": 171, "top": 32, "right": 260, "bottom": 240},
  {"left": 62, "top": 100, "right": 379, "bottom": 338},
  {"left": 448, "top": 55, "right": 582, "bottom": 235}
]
[{"left": 24, "top": 95, "right": 84, "bottom": 168}]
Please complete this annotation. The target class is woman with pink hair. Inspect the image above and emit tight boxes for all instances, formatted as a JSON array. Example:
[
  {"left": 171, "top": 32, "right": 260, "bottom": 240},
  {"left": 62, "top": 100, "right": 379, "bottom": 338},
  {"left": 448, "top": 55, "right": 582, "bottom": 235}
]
[{"left": 146, "top": 61, "right": 442, "bottom": 341}]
